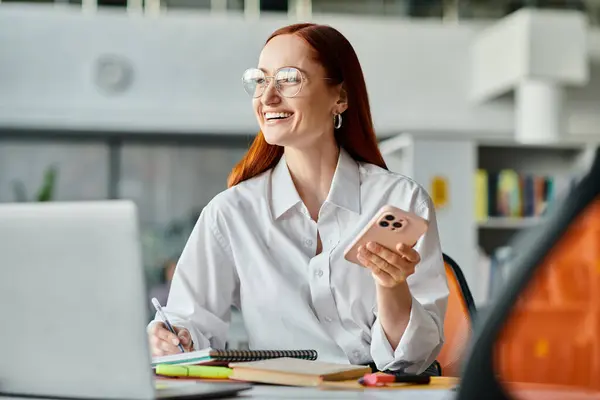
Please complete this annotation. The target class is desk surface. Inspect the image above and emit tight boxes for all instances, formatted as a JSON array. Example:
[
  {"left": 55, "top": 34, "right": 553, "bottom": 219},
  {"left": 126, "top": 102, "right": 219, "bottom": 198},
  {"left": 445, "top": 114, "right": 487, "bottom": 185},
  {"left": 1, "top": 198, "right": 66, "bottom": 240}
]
[
  {"left": 0, "top": 377, "right": 457, "bottom": 400},
  {"left": 239, "top": 385, "right": 454, "bottom": 399},
  {"left": 1, "top": 386, "right": 454, "bottom": 400},
  {"left": 1, "top": 388, "right": 454, "bottom": 400}
]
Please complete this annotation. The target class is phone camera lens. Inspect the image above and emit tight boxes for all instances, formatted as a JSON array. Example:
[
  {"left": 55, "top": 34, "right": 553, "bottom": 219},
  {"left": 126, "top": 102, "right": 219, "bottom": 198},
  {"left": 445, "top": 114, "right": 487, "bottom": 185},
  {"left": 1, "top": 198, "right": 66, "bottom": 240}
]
[
  {"left": 379, "top": 221, "right": 389, "bottom": 227},
  {"left": 393, "top": 222, "right": 402, "bottom": 228},
  {"left": 384, "top": 214, "right": 395, "bottom": 221}
]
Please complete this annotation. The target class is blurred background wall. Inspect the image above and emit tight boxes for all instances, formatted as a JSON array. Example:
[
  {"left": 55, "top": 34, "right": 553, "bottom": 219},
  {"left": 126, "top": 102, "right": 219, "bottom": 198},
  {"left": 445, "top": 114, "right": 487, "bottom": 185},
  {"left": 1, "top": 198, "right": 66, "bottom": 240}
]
[{"left": 1, "top": 1, "right": 600, "bottom": 325}]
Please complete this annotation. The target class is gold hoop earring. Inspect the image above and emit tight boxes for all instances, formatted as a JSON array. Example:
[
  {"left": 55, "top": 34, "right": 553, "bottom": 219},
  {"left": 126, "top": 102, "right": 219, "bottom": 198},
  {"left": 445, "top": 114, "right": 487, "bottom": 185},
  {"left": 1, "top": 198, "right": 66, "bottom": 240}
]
[{"left": 334, "top": 113, "right": 342, "bottom": 129}]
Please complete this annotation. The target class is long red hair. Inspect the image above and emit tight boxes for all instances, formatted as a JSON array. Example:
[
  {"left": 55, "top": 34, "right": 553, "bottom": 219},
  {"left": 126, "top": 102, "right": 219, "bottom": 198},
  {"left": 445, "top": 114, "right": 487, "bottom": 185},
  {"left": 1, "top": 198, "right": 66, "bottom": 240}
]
[{"left": 227, "top": 23, "right": 387, "bottom": 188}]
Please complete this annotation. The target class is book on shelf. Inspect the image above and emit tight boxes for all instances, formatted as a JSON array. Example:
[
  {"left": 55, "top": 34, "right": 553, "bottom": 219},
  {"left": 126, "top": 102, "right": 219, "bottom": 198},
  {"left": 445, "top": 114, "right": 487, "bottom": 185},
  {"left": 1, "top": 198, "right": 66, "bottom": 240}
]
[{"left": 475, "top": 169, "right": 576, "bottom": 223}]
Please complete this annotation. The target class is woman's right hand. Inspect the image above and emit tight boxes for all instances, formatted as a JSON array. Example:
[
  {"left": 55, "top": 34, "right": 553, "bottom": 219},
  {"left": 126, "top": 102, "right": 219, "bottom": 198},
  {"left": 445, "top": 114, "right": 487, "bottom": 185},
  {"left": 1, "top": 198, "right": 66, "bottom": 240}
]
[{"left": 149, "top": 322, "right": 193, "bottom": 356}]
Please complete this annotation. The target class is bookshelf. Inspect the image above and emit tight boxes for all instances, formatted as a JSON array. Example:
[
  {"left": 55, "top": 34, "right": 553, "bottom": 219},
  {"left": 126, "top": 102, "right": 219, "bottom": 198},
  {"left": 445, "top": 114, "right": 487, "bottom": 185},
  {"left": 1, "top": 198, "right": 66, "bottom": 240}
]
[
  {"left": 475, "top": 141, "right": 594, "bottom": 256},
  {"left": 478, "top": 217, "right": 542, "bottom": 229},
  {"left": 378, "top": 132, "right": 597, "bottom": 304}
]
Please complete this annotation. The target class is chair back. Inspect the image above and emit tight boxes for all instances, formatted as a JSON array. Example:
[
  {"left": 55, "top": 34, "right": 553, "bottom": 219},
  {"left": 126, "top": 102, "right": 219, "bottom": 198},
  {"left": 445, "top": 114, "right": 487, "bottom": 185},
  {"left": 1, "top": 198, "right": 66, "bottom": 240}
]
[
  {"left": 457, "top": 147, "right": 600, "bottom": 400},
  {"left": 438, "top": 253, "right": 476, "bottom": 377}
]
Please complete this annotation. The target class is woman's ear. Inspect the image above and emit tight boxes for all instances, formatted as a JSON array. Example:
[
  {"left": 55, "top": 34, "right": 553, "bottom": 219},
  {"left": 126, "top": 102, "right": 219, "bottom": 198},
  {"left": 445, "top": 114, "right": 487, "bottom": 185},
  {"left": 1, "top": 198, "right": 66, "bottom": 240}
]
[{"left": 336, "top": 85, "right": 349, "bottom": 114}]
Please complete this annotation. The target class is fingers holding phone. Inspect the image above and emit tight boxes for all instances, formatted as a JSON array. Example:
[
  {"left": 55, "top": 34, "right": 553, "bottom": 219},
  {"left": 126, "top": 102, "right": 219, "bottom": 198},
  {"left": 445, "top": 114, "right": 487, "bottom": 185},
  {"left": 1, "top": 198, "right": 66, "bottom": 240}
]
[
  {"left": 357, "top": 241, "right": 421, "bottom": 288},
  {"left": 344, "top": 205, "right": 428, "bottom": 271}
]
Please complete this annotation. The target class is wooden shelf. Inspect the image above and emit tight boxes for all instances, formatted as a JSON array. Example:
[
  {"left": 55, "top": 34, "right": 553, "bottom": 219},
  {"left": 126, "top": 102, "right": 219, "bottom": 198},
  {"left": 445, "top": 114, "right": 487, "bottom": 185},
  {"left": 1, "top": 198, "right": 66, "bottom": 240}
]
[{"left": 478, "top": 217, "right": 542, "bottom": 229}]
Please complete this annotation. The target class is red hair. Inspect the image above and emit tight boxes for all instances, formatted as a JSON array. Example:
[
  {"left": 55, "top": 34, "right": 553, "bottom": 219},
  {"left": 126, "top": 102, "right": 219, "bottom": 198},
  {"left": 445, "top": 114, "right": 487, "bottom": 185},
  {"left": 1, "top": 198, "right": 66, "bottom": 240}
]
[{"left": 227, "top": 23, "right": 387, "bottom": 188}]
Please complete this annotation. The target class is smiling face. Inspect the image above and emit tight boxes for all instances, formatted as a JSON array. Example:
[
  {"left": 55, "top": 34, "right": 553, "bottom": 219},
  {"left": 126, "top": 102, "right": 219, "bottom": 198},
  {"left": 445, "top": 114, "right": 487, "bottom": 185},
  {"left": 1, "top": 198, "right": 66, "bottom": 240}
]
[{"left": 251, "top": 34, "right": 347, "bottom": 149}]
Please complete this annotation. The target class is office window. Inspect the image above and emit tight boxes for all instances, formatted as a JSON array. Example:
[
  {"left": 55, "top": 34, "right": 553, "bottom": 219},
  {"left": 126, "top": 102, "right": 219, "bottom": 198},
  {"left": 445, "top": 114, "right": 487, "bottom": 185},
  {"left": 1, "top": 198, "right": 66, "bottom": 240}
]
[
  {"left": 311, "top": 0, "right": 439, "bottom": 17},
  {"left": 227, "top": 0, "right": 244, "bottom": 10},
  {"left": 162, "top": 0, "right": 244, "bottom": 10},
  {"left": 1, "top": 0, "right": 82, "bottom": 3},
  {"left": 0, "top": 140, "right": 109, "bottom": 203},
  {"left": 0, "top": 0, "right": 97, "bottom": 3},
  {"left": 163, "top": 0, "right": 211, "bottom": 9},
  {"left": 454, "top": 0, "right": 587, "bottom": 20},
  {"left": 98, "top": 0, "right": 127, "bottom": 6},
  {"left": 118, "top": 143, "right": 245, "bottom": 268},
  {"left": 1, "top": 0, "right": 55, "bottom": 2},
  {"left": 260, "top": 0, "right": 288, "bottom": 12},
  {"left": 163, "top": 0, "right": 245, "bottom": 10}
]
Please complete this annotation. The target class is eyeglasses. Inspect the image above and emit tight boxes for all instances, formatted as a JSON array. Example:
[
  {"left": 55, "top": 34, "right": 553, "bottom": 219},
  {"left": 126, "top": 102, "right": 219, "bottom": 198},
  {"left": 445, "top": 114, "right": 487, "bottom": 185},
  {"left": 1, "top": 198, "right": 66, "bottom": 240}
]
[{"left": 242, "top": 67, "right": 331, "bottom": 98}]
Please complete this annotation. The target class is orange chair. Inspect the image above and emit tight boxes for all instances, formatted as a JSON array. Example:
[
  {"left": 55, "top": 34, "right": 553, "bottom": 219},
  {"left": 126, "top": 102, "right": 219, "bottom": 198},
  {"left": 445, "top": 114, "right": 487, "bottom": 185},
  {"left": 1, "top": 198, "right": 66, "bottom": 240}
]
[
  {"left": 438, "top": 253, "right": 476, "bottom": 377},
  {"left": 457, "top": 147, "right": 600, "bottom": 400}
]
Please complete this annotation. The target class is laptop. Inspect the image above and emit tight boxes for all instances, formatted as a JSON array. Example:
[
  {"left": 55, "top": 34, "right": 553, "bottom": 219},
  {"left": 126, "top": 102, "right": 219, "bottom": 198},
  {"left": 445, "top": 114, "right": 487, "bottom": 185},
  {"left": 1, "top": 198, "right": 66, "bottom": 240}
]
[{"left": 0, "top": 200, "right": 251, "bottom": 399}]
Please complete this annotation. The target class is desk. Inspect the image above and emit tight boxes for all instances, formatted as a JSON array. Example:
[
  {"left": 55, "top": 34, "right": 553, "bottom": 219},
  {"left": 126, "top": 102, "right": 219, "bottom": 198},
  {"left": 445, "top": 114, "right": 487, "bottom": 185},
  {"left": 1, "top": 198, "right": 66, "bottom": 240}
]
[
  {"left": 1, "top": 388, "right": 454, "bottom": 400},
  {"left": 239, "top": 385, "right": 454, "bottom": 399},
  {"left": 1, "top": 377, "right": 457, "bottom": 400}
]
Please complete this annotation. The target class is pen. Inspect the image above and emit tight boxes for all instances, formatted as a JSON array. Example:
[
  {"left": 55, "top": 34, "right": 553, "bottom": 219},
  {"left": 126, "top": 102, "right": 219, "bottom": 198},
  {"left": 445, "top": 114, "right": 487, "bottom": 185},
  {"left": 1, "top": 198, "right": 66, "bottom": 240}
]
[
  {"left": 155, "top": 365, "right": 232, "bottom": 379},
  {"left": 358, "top": 372, "right": 431, "bottom": 387},
  {"left": 151, "top": 297, "right": 185, "bottom": 353}
]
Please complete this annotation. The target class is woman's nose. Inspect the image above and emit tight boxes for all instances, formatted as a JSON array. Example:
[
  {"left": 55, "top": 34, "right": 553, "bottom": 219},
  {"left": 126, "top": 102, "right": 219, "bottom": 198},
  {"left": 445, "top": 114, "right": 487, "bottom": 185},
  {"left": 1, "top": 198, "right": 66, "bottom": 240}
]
[{"left": 261, "top": 79, "right": 280, "bottom": 105}]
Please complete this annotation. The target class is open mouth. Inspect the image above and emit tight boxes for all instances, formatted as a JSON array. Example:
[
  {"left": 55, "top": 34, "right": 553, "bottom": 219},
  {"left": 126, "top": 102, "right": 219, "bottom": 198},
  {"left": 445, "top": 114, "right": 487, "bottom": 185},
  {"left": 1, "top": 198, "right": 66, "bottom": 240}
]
[{"left": 264, "top": 112, "right": 293, "bottom": 123}]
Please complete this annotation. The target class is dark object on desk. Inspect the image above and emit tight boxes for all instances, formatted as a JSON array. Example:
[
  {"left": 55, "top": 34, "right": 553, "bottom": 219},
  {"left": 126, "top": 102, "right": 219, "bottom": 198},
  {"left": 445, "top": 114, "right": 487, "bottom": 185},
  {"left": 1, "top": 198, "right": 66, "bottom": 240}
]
[
  {"left": 359, "top": 373, "right": 431, "bottom": 387},
  {"left": 366, "top": 360, "right": 441, "bottom": 377},
  {"left": 457, "top": 147, "right": 600, "bottom": 400},
  {"left": 420, "top": 360, "right": 442, "bottom": 376}
]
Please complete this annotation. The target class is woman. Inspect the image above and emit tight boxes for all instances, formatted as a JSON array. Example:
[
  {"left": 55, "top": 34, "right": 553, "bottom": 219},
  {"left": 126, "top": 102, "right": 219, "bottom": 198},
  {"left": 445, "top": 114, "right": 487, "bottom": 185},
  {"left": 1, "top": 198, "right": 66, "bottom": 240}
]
[{"left": 149, "top": 23, "right": 448, "bottom": 375}]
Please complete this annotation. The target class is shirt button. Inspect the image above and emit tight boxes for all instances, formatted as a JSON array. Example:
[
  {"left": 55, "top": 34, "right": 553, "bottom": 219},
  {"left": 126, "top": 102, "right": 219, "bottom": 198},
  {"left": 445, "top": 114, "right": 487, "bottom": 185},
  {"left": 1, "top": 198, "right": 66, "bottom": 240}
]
[
  {"left": 353, "top": 350, "right": 361, "bottom": 358},
  {"left": 304, "top": 239, "right": 313, "bottom": 247},
  {"left": 315, "top": 269, "right": 323, "bottom": 277},
  {"left": 325, "top": 316, "right": 333, "bottom": 323}
]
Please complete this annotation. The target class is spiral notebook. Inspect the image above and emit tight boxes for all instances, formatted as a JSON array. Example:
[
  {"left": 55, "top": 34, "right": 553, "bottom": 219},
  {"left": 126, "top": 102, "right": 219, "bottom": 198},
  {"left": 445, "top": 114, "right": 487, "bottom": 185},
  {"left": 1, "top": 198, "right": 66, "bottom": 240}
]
[{"left": 151, "top": 348, "right": 318, "bottom": 368}]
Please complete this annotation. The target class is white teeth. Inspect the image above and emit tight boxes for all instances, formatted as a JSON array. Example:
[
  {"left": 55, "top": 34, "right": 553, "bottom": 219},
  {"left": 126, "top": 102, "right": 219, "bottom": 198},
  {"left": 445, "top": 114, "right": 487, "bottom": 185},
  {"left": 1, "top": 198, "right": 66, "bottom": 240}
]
[{"left": 265, "top": 112, "right": 292, "bottom": 120}]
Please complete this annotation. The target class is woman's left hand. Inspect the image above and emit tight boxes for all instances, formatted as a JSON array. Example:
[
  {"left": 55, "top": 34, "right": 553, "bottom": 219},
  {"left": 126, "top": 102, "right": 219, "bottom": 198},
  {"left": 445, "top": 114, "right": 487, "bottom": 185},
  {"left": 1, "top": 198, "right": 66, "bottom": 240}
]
[{"left": 357, "top": 242, "right": 421, "bottom": 288}]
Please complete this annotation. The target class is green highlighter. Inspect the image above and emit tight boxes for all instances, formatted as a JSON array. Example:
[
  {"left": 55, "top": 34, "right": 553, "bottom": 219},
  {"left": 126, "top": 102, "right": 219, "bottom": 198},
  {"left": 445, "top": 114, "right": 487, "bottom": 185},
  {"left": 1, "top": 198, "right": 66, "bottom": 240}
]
[{"left": 156, "top": 364, "right": 233, "bottom": 379}]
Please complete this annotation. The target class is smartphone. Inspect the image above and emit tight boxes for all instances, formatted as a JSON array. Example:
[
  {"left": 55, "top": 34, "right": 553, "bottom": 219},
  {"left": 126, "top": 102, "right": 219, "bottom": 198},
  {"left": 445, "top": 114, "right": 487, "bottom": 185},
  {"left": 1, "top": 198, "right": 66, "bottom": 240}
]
[{"left": 344, "top": 205, "right": 429, "bottom": 266}]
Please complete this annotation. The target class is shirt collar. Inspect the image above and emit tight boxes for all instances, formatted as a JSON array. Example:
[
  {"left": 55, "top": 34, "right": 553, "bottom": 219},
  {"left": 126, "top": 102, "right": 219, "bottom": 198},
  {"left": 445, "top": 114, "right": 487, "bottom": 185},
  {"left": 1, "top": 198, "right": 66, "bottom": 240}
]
[
  {"left": 270, "top": 148, "right": 361, "bottom": 220},
  {"left": 326, "top": 148, "right": 361, "bottom": 215},
  {"left": 270, "top": 154, "right": 302, "bottom": 220}
]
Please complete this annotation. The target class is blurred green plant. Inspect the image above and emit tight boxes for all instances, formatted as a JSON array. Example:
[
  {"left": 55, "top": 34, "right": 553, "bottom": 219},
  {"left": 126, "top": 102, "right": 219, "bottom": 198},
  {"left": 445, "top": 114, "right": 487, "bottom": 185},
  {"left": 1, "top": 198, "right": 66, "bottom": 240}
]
[{"left": 12, "top": 166, "right": 58, "bottom": 202}]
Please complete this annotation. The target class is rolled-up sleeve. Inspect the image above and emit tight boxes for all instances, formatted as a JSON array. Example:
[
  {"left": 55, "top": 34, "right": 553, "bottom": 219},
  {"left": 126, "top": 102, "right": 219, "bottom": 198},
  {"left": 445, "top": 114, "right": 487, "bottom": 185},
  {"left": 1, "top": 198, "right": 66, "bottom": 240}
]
[
  {"left": 148, "top": 205, "right": 239, "bottom": 351},
  {"left": 369, "top": 195, "right": 449, "bottom": 374}
]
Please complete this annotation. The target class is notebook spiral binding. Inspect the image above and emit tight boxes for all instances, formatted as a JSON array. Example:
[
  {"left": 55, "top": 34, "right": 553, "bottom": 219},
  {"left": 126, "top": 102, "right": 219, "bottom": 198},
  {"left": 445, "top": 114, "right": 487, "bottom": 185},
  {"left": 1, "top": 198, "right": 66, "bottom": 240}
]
[{"left": 210, "top": 349, "right": 318, "bottom": 362}]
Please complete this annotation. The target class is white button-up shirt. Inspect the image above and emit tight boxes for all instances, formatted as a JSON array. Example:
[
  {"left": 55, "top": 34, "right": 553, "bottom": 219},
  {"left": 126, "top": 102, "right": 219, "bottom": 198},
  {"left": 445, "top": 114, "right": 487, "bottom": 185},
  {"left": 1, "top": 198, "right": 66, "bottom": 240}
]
[{"left": 156, "top": 149, "right": 448, "bottom": 374}]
